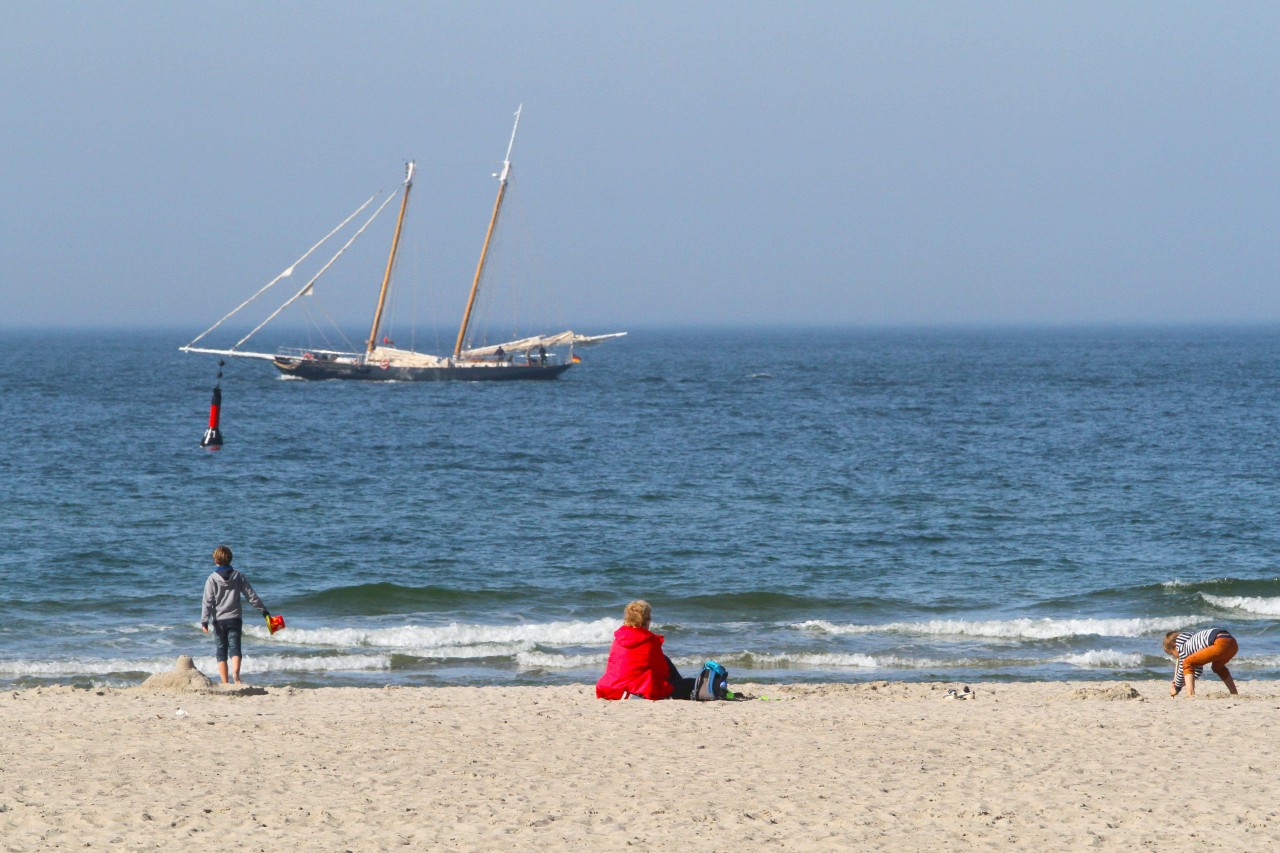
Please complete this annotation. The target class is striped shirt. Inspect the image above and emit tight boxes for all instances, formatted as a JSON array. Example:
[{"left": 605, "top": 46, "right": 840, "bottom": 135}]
[{"left": 1171, "top": 627, "right": 1232, "bottom": 692}]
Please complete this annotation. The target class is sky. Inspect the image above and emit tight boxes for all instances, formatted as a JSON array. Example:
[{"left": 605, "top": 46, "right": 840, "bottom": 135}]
[{"left": 3, "top": 2, "right": 1279, "bottom": 331}]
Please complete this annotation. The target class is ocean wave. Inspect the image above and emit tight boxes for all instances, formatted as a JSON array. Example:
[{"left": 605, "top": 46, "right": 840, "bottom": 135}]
[
  {"left": 402, "top": 643, "right": 534, "bottom": 661},
  {"left": 1161, "top": 577, "right": 1280, "bottom": 595},
  {"left": 288, "top": 582, "right": 529, "bottom": 616},
  {"left": 1200, "top": 594, "right": 1280, "bottom": 616},
  {"left": 719, "top": 652, "right": 957, "bottom": 670},
  {"left": 509, "top": 649, "right": 980, "bottom": 672},
  {"left": 116, "top": 624, "right": 169, "bottom": 634},
  {"left": 230, "top": 654, "right": 392, "bottom": 674},
  {"left": 1050, "top": 650, "right": 1145, "bottom": 668},
  {"left": 0, "top": 657, "right": 173, "bottom": 677},
  {"left": 255, "top": 617, "right": 617, "bottom": 652},
  {"left": 796, "top": 616, "right": 1201, "bottom": 640},
  {"left": 1162, "top": 578, "right": 1231, "bottom": 589},
  {"left": 515, "top": 651, "right": 608, "bottom": 670},
  {"left": 0, "top": 653, "right": 393, "bottom": 678},
  {"left": 1042, "top": 577, "right": 1280, "bottom": 610},
  {"left": 679, "top": 590, "right": 888, "bottom": 613}
]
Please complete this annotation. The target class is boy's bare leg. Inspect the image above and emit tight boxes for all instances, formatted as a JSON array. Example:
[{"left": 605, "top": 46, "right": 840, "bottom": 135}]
[
  {"left": 231, "top": 655, "right": 242, "bottom": 684},
  {"left": 217, "top": 660, "right": 229, "bottom": 684},
  {"left": 1185, "top": 669, "right": 1195, "bottom": 697},
  {"left": 1216, "top": 666, "right": 1238, "bottom": 694}
]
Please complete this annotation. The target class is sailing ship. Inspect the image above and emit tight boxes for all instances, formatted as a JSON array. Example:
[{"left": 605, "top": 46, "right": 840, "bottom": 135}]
[{"left": 181, "top": 107, "right": 624, "bottom": 381}]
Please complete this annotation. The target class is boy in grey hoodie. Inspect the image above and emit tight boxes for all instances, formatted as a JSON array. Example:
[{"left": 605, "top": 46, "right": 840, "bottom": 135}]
[{"left": 200, "top": 544, "right": 271, "bottom": 685}]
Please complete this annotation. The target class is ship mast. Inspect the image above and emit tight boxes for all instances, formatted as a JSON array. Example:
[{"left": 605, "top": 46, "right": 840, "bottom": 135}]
[
  {"left": 454, "top": 105, "right": 521, "bottom": 359},
  {"left": 367, "top": 161, "right": 415, "bottom": 354}
]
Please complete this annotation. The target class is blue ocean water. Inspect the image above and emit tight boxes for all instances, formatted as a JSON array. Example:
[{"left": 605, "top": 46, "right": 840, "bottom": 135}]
[{"left": 2, "top": 326, "right": 1279, "bottom": 689}]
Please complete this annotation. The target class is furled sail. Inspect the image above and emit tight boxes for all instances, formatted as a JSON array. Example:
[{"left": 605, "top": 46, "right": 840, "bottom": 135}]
[
  {"left": 461, "top": 332, "right": 626, "bottom": 359},
  {"left": 366, "top": 346, "right": 449, "bottom": 368}
]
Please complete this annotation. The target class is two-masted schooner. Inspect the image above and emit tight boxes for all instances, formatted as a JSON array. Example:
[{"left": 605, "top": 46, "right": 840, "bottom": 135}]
[{"left": 181, "top": 107, "right": 624, "bottom": 381}]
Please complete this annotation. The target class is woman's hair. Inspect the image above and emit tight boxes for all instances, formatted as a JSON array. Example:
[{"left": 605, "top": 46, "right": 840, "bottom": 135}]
[
  {"left": 213, "top": 545, "right": 233, "bottom": 567},
  {"left": 622, "top": 600, "right": 652, "bottom": 628},
  {"left": 1163, "top": 630, "right": 1181, "bottom": 656}
]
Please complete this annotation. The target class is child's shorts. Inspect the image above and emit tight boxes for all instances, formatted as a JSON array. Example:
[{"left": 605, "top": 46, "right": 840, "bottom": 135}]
[
  {"left": 213, "top": 618, "right": 243, "bottom": 662},
  {"left": 1184, "top": 635, "right": 1238, "bottom": 674}
]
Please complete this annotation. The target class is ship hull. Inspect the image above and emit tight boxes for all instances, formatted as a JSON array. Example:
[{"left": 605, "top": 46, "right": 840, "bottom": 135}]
[{"left": 273, "top": 357, "right": 572, "bottom": 381}]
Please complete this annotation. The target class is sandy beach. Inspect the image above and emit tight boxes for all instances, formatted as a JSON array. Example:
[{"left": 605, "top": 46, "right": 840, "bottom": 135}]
[{"left": 2, "top": 674, "right": 1278, "bottom": 851}]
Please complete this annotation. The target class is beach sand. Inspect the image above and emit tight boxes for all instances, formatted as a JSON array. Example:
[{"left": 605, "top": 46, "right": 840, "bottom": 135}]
[{"left": 2, "top": 675, "right": 1278, "bottom": 851}]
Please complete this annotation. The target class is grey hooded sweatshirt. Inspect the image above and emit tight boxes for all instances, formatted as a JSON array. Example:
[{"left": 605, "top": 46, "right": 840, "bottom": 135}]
[{"left": 201, "top": 566, "right": 268, "bottom": 625}]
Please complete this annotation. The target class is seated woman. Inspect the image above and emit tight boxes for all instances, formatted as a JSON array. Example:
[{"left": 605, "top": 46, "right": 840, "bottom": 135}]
[{"left": 596, "top": 600, "right": 695, "bottom": 700}]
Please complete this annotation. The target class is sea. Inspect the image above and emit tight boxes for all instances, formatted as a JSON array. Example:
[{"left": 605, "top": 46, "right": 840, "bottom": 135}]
[{"left": 2, "top": 326, "right": 1280, "bottom": 690}]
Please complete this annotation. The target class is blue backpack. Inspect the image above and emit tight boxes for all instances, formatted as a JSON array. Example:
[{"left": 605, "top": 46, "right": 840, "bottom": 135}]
[{"left": 692, "top": 660, "right": 729, "bottom": 701}]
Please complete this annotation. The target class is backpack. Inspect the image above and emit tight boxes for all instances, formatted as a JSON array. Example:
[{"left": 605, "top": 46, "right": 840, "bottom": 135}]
[{"left": 691, "top": 660, "right": 729, "bottom": 701}]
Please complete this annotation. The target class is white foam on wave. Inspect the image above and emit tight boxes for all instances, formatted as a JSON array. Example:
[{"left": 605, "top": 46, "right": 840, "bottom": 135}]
[
  {"left": 0, "top": 657, "right": 174, "bottom": 677},
  {"left": 0, "top": 653, "right": 394, "bottom": 678},
  {"left": 512, "top": 649, "right": 969, "bottom": 672},
  {"left": 1051, "top": 650, "right": 1145, "bottom": 668},
  {"left": 1201, "top": 594, "right": 1280, "bottom": 616},
  {"left": 406, "top": 643, "right": 533, "bottom": 661},
  {"left": 1162, "top": 578, "right": 1233, "bottom": 589},
  {"left": 669, "top": 652, "right": 976, "bottom": 670},
  {"left": 726, "top": 652, "right": 956, "bottom": 670},
  {"left": 266, "top": 617, "right": 617, "bottom": 652},
  {"left": 798, "top": 616, "right": 1202, "bottom": 640},
  {"left": 515, "top": 651, "right": 608, "bottom": 670},
  {"left": 220, "top": 654, "right": 392, "bottom": 674}
]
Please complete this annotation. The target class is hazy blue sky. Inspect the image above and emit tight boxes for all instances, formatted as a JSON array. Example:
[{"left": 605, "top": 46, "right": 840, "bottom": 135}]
[{"left": 3, "top": 2, "right": 1278, "bottom": 331}]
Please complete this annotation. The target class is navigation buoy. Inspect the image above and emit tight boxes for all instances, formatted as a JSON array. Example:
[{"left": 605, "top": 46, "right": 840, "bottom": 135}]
[{"left": 200, "top": 361, "right": 225, "bottom": 450}]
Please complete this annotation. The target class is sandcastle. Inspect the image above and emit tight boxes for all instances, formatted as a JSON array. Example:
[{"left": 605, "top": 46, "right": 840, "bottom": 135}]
[{"left": 138, "top": 656, "right": 265, "bottom": 695}]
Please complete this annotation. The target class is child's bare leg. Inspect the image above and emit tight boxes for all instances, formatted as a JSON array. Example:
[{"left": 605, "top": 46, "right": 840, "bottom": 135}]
[
  {"left": 1185, "top": 669, "right": 1196, "bottom": 697},
  {"left": 1213, "top": 663, "right": 1238, "bottom": 694},
  {"left": 231, "top": 655, "right": 242, "bottom": 684},
  {"left": 217, "top": 660, "right": 229, "bottom": 684}
]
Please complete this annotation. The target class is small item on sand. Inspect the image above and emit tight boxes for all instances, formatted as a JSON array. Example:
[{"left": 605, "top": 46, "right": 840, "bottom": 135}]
[
  {"left": 265, "top": 614, "right": 286, "bottom": 634},
  {"left": 174, "top": 708, "right": 188, "bottom": 717},
  {"left": 944, "top": 686, "right": 975, "bottom": 700}
]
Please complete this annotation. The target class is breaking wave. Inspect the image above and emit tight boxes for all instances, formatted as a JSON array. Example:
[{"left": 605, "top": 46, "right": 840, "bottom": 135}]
[
  {"left": 0, "top": 653, "right": 394, "bottom": 678},
  {"left": 515, "top": 651, "right": 608, "bottom": 670},
  {"left": 717, "top": 652, "right": 957, "bottom": 670},
  {"left": 796, "top": 616, "right": 1201, "bottom": 640},
  {"left": 249, "top": 617, "right": 617, "bottom": 652},
  {"left": 1051, "top": 650, "right": 1145, "bottom": 668},
  {"left": 1200, "top": 594, "right": 1280, "bottom": 616}
]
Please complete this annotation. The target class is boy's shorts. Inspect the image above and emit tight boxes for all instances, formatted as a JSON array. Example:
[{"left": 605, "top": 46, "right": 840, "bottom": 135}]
[
  {"left": 1184, "top": 635, "right": 1238, "bottom": 674},
  {"left": 213, "top": 618, "right": 243, "bottom": 662}
]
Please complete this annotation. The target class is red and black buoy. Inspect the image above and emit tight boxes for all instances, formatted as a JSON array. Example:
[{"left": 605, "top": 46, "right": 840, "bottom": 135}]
[{"left": 200, "top": 360, "right": 225, "bottom": 450}]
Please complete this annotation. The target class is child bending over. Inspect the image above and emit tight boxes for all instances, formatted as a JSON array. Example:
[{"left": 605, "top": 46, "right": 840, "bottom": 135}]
[{"left": 1164, "top": 627, "right": 1238, "bottom": 698}]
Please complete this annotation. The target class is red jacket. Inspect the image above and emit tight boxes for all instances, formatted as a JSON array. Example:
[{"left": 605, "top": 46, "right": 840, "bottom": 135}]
[{"left": 596, "top": 625, "right": 673, "bottom": 700}]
